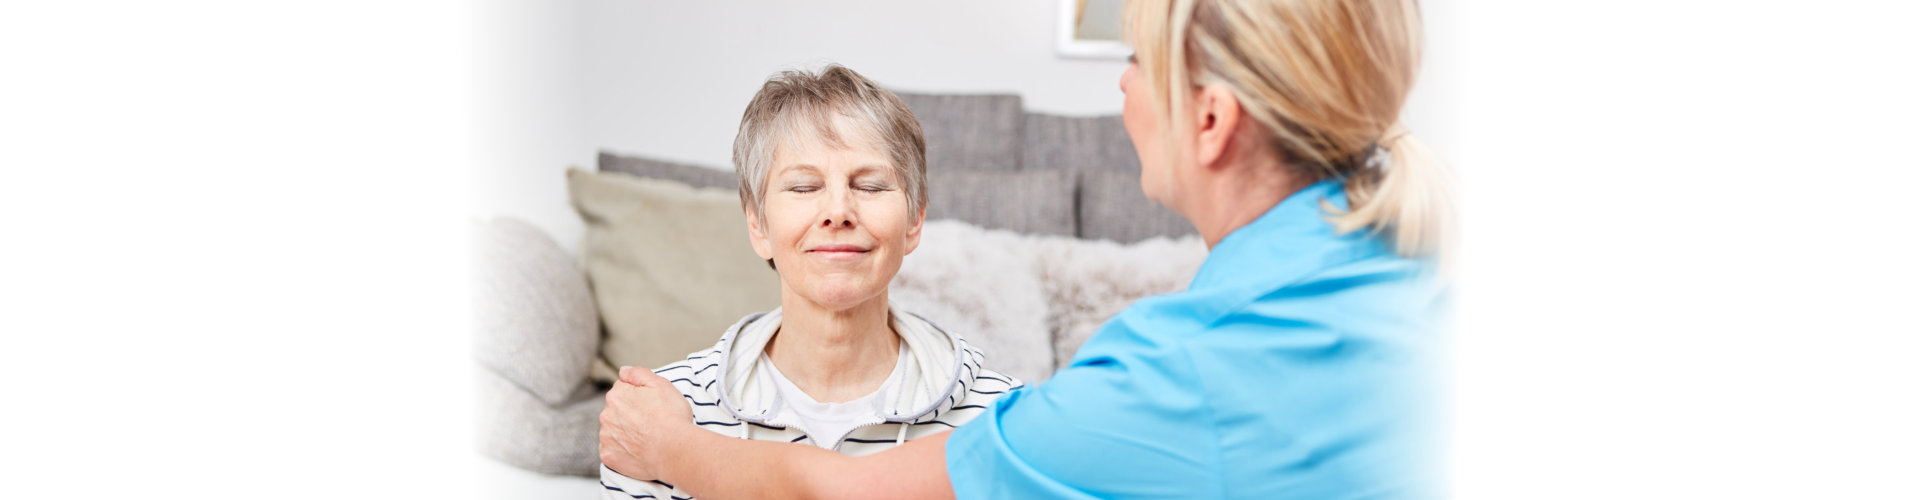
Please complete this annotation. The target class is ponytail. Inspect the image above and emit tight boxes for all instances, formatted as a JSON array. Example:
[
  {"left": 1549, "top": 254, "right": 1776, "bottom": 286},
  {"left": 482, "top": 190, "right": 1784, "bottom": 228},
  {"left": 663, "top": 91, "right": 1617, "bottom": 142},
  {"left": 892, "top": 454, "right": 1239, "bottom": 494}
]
[{"left": 1330, "top": 127, "right": 1454, "bottom": 264}]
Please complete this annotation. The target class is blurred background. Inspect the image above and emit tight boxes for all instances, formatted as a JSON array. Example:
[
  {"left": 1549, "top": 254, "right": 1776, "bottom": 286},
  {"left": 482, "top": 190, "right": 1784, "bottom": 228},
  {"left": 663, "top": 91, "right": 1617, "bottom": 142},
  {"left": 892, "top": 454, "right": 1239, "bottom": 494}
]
[
  {"left": 469, "top": 0, "right": 1459, "bottom": 255},
  {"left": 5, "top": 1, "right": 1916, "bottom": 498}
]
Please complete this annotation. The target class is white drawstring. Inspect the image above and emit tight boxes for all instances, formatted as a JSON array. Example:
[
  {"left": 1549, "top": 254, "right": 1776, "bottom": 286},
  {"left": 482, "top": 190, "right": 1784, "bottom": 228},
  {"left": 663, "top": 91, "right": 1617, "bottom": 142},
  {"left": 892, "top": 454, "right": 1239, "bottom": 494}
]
[{"left": 895, "top": 422, "right": 909, "bottom": 444}]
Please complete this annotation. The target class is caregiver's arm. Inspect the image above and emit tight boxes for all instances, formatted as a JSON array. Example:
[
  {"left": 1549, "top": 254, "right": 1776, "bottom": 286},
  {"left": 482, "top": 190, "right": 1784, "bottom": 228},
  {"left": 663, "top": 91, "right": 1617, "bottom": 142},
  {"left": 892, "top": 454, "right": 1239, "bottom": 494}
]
[{"left": 601, "top": 367, "right": 956, "bottom": 500}]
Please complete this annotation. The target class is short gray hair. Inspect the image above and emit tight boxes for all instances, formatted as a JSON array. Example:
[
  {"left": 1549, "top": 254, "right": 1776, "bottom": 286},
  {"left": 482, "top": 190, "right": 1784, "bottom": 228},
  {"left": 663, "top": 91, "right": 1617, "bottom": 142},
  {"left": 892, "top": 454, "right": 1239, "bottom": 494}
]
[{"left": 731, "top": 64, "right": 928, "bottom": 224}]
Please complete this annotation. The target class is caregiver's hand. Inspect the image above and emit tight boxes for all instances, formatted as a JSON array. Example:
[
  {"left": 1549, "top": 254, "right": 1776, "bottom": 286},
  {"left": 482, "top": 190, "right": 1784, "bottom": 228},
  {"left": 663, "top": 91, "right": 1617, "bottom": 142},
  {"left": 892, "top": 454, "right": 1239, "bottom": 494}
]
[{"left": 598, "top": 365, "right": 694, "bottom": 479}]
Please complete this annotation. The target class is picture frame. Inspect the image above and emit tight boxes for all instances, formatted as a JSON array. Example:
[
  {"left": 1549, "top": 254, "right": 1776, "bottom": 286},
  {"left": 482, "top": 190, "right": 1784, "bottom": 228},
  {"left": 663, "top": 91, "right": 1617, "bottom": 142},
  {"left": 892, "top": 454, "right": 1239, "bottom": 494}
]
[{"left": 1057, "top": 0, "right": 1130, "bottom": 60}]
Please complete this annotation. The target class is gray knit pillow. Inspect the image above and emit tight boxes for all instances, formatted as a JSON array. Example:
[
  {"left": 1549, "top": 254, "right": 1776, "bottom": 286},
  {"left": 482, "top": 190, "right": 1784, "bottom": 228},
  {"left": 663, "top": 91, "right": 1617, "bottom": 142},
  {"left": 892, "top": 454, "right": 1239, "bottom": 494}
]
[
  {"left": 471, "top": 217, "right": 601, "bottom": 405},
  {"left": 474, "top": 367, "right": 604, "bottom": 476}
]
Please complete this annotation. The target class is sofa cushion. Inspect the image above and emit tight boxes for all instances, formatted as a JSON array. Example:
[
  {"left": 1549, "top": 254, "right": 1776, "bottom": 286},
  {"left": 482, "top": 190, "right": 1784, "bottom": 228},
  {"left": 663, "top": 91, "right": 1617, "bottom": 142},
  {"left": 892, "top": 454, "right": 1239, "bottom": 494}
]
[
  {"left": 889, "top": 220, "right": 1056, "bottom": 384},
  {"left": 1075, "top": 167, "right": 1197, "bottom": 243},
  {"left": 568, "top": 169, "right": 782, "bottom": 382},
  {"left": 471, "top": 217, "right": 601, "bottom": 405},
  {"left": 1021, "top": 113, "right": 1141, "bottom": 174},
  {"left": 894, "top": 92, "right": 1024, "bottom": 172},
  {"left": 598, "top": 151, "right": 736, "bottom": 190},
  {"left": 927, "top": 168, "right": 1078, "bottom": 237}
]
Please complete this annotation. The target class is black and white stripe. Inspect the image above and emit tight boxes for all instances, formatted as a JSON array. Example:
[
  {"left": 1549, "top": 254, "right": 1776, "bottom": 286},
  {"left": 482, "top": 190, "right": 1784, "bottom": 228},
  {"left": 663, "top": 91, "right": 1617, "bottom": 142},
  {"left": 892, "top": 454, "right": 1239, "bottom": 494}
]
[{"left": 600, "top": 311, "right": 1026, "bottom": 500}]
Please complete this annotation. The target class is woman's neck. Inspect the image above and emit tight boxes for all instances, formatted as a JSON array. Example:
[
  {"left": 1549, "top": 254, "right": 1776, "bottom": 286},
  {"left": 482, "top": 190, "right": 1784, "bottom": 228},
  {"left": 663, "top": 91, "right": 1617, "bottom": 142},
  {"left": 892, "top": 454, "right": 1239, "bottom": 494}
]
[
  {"left": 764, "top": 292, "right": 900, "bottom": 403},
  {"left": 1189, "top": 153, "right": 1312, "bottom": 249}
]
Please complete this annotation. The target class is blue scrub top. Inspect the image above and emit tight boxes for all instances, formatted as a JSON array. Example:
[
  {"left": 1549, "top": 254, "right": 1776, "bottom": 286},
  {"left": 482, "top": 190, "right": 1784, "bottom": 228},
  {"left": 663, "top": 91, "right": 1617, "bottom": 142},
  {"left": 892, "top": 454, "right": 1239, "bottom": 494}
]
[{"left": 946, "top": 179, "right": 1445, "bottom": 499}]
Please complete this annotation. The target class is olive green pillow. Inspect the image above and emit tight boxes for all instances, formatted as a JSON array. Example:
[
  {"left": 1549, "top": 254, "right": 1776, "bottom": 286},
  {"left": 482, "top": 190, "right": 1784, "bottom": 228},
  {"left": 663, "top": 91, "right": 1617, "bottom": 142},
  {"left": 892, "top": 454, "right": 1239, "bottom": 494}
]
[{"left": 567, "top": 168, "right": 782, "bottom": 382}]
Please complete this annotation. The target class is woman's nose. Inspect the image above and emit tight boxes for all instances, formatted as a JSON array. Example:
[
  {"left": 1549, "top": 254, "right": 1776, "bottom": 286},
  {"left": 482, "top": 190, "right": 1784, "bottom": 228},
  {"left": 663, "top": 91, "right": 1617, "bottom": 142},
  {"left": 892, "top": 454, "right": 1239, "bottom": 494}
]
[{"left": 818, "top": 188, "right": 856, "bottom": 228}]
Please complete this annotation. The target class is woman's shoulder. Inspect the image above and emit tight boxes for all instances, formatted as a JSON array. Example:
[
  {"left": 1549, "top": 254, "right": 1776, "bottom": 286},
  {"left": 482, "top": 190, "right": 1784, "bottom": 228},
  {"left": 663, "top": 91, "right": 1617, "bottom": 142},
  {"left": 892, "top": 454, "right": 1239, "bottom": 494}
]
[
  {"left": 942, "top": 365, "right": 1025, "bottom": 426},
  {"left": 969, "top": 366, "right": 1025, "bottom": 394},
  {"left": 649, "top": 341, "right": 730, "bottom": 396},
  {"left": 1115, "top": 241, "right": 1438, "bottom": 334}
]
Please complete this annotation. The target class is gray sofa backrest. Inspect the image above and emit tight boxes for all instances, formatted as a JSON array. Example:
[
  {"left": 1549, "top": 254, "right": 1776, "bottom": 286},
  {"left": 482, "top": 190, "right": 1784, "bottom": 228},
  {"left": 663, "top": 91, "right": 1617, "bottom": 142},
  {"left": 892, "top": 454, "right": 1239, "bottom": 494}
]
[
  {"left": 599, "top": 92, "right": 1196, "bottom": 243},
  {"left": 894, "top": 93, "right": 1026, "bottom": 172}
]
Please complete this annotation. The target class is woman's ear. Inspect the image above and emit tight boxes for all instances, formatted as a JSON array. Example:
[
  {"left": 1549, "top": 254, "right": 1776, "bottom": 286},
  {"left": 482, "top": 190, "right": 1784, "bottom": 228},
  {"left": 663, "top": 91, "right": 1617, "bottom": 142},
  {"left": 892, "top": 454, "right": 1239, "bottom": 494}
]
[
  {"left": 1194, "top": 85, "right": 1243, "bottom": 171},
  {"left": 745, "top": 207, "right": 774, "bottom": 261},
  {"left": 903, "top": 207, "right": 925, "bottom": 255}
]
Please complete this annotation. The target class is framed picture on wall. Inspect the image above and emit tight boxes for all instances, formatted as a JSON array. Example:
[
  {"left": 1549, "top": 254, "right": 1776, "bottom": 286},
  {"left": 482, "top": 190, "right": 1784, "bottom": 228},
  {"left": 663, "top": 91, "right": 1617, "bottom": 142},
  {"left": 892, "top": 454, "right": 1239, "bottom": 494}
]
[{"left": 1057, "top": 0, "right": 1129, "bottom": 59}]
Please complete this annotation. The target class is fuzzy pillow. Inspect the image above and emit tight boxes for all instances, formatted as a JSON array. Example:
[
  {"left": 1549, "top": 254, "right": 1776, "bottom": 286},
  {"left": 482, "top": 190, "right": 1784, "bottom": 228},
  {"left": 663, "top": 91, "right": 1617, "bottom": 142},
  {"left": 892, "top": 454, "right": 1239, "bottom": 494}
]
[
  {"left": 1032, "top": 233, "right": 1210, "bottom": 369},
  {"left": 889, "top": 220, "right": 1055, "bottom": 384}
]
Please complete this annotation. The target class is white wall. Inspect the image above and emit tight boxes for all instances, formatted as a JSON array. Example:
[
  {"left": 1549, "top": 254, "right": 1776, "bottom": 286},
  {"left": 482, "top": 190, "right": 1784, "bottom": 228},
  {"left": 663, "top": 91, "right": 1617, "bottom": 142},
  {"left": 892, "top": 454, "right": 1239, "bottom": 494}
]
[
  {"left": 577, "top": 0, "right": 1133, "bottom": 169},
  {"left": 474, "top": 0, "right": 1127, "bottom": 252},
  {"left": 472, "top": 0, "right": 1459, "bottom": 253},
  {"left": 472, "top": 0, "right": 593, "bottom": 253}
]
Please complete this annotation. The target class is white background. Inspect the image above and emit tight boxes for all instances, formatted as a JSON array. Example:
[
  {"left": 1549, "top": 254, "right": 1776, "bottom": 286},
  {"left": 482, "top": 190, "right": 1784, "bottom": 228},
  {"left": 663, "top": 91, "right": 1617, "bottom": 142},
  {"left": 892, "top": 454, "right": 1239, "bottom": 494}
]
[{"left": 4, "top": 0, "right": 1916, "bottom": 498}]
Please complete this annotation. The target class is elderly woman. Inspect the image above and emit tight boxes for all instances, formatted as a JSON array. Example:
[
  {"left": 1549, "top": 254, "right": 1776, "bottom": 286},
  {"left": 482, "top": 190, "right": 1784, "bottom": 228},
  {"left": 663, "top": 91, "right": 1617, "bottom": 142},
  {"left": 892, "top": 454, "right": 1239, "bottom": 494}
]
[
  {"left": 601, "top": 0, "right": 1452, "bottom": 498},
  {"left": 595, "top": 65, "right": 1023, "bottom": 500}
]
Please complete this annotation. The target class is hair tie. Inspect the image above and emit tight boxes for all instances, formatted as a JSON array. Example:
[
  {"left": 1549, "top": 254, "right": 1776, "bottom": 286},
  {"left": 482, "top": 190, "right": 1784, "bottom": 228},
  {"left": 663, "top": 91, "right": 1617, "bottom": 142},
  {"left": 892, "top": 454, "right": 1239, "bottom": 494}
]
[
  {"left": 1362, "top": 124, "right": 1410, "bottom": 172},
  {"left": 1362, "top": 143, "right": 1392, "bottom": 172}
]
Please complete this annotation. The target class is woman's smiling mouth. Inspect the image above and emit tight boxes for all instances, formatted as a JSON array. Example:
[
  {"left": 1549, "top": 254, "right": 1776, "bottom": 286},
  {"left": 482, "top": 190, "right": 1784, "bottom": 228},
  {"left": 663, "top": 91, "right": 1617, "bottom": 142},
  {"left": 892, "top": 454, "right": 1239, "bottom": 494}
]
[{"left": 806, "top": 244, "right": 871, "bottom": 261}]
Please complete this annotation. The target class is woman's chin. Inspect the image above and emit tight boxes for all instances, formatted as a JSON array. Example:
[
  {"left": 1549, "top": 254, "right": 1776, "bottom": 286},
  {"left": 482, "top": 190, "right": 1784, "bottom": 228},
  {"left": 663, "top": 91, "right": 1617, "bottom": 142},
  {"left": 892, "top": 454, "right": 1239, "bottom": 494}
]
[{"left": 797, "top": 285, "right": 886, "bottom": 313}]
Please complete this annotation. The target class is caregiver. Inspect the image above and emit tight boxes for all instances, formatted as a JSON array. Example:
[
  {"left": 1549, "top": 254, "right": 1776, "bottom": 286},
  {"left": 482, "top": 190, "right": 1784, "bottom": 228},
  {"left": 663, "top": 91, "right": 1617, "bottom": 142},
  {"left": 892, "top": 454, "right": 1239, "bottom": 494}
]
[{"left": 599, "top": 0, "right": 1452, "bottom": 497}]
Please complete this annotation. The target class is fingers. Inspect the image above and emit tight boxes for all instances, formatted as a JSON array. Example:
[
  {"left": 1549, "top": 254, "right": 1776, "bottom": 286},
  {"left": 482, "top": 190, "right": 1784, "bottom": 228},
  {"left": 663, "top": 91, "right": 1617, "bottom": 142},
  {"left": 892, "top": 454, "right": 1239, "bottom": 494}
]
[
  {"left": 618, "top": 364, "right": 666, "bottom": 386},
  {"left": 603, "top": 380, "right": 642, "bottom": 419},
  {"left": 597, "top": 387, "right": 650, "bottom": 480},
  {"left": 602, "top": 374, "right": 655, "bottom": 410}
]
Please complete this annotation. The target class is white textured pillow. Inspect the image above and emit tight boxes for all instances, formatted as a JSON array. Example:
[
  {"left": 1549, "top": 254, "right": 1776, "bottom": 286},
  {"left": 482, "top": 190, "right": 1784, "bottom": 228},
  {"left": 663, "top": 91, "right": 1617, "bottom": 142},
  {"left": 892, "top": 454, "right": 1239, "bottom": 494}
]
[
  {"left": 891, "top": 220, "right": 1210, "bottom": 381},
  {"left": 1032, "top": 234, "right": 1209, "bottom": 369},
  {"left": 471, "top": 217, "right": 601, "bottom": 405},
  {"left": 889, "top": 220, "right": 1055, "bottom": 384}
]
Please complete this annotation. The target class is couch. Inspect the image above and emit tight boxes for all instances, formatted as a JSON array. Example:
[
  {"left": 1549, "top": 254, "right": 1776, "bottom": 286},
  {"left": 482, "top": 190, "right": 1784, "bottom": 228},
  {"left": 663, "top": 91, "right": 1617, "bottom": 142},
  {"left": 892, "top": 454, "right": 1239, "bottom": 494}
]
[{"left": 473, "top": 92, "right": 1210, "bottom": 477}]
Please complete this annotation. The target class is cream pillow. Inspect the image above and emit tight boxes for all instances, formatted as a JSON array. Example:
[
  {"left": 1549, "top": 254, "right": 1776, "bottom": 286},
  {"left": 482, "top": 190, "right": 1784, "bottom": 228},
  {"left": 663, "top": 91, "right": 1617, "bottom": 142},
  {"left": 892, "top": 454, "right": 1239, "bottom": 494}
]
[{"left": 568, "top": 168, "right": 782, "bottom": 382}]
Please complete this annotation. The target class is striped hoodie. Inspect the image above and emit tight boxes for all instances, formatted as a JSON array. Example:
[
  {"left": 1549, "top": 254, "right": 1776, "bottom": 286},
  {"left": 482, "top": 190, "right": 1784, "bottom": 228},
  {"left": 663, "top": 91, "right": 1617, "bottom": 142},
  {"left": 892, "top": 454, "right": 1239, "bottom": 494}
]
[{"left": 600, "top": 307, "right": 1024, "bottom": 500}]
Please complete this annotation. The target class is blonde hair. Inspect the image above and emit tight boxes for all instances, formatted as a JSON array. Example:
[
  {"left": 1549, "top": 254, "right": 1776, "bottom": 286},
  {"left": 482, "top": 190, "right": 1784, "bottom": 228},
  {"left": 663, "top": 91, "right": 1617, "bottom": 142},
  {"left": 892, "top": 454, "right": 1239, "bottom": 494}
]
[
  {"left": 1125, "top": 0, "right": 1453, "bottom": 260},
  {"left": 731, "top": 64, "right": 929, "bottom": 225}
]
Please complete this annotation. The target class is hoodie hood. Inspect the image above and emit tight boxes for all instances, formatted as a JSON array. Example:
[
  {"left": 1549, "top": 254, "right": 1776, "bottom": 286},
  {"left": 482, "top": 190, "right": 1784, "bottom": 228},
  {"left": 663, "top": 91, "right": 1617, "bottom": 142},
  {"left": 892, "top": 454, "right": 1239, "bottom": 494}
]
[{"left": 704, "top": 306, "right": 986, "bottom": 428}]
